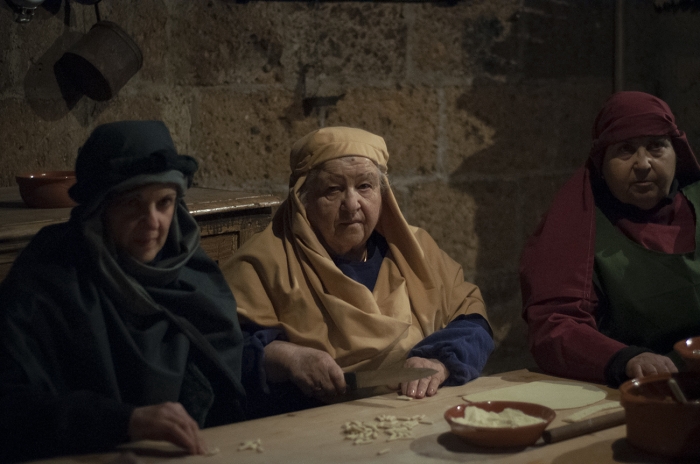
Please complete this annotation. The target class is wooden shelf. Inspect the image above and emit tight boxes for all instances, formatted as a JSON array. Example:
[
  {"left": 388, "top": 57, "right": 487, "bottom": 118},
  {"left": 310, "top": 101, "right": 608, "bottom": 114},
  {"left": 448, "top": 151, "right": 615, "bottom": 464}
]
[{"left": 0, "top": 186, "right": 282, "bottom": 281}]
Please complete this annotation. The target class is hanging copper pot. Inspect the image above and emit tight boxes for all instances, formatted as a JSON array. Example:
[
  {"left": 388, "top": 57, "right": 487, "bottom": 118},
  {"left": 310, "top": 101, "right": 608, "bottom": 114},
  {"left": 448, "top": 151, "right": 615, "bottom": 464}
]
[{"left": 59, "top": 21, "right": 143, "bottom": 101}]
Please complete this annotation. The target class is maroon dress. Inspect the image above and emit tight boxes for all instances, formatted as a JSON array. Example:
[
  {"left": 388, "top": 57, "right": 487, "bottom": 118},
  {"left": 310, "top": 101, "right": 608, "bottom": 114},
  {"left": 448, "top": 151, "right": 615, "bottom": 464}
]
[{"left": 520, "top": 91, "right": 700, "bottom": 385}]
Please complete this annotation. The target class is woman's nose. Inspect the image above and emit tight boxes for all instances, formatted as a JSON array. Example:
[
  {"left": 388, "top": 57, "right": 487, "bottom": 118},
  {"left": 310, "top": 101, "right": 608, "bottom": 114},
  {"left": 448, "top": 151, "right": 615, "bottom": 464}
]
[
  {"left": 141, "top": 206, "right": 159, "bottom": 228},
  {"left": 341, "top": 189, "right": 360, "bottom": 211},
  {"left": 634, "top": 149, "right": 652, "bottom": 169}
]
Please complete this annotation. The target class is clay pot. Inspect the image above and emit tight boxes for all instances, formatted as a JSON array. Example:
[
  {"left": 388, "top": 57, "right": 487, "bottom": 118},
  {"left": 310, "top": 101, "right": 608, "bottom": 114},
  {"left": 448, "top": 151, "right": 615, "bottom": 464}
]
[
  {"left": 16, "top": 171, "right": 77, "bottom": 208},
  {"left": 620, "top": 372, "right": 700, "bottom": 458},
  {"left": 675, "top": 337, "right": 700, "bottom": 372}
]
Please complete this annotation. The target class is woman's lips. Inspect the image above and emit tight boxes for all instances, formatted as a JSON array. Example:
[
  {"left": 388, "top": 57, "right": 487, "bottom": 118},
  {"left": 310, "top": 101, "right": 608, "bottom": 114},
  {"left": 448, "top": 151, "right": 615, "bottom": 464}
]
[
  {"left": 133, "top": 237, "right": 158, "bottom": 246},
  {"left": 631, "top": 181, "right": 655, "bottom": 191}
]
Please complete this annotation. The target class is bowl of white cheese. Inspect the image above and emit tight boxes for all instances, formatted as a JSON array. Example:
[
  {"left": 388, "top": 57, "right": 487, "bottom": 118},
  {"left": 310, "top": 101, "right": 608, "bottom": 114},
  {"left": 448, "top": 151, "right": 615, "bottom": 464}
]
[{"left": 444, "top": 401, "right": 555, "bottom": 448}]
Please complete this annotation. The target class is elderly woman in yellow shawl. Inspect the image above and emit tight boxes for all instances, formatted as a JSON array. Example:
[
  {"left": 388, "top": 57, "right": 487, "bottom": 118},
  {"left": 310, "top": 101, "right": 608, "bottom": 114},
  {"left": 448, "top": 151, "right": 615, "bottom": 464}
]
[{"left": 222, "top": 127, "right": 494, "bottom": 417}]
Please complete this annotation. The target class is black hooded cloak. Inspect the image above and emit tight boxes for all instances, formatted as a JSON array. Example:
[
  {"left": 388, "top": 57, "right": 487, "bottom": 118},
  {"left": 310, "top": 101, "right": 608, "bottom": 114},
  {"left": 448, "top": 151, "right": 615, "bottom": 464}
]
[{"left": 0, "top": 121, "right": 256, "bottom": 462}]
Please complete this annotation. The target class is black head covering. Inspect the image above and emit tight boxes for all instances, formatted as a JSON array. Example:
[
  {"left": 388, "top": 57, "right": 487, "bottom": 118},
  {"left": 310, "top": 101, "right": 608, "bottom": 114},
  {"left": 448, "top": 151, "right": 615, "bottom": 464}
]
[
  {"left": 69, "top": 120, "right": 198, "bottom": 204},
  {"left": 0, "top": 120, "right": 248, "bottom": 454}
]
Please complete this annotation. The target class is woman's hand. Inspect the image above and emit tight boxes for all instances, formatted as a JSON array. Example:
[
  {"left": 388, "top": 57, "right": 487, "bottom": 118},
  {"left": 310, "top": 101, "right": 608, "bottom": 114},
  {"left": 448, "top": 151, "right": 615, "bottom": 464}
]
[
  {"left": 400, "top": 357, "right": 449, "bottom": 399},
  {"left": 626, "top": 352, "right": 678, "bottom": 379},
  {"left": 127, "top": 402, "right": 208, "bottom": 455},
  {"left": 264, "top": 340, "right": 346, "bottom": 398}
]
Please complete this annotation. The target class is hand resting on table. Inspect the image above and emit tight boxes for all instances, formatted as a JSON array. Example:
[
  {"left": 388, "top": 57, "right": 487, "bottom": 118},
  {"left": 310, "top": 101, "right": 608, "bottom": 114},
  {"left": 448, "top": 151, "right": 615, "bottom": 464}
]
[
  {"left": 399, "top": 357, "right": 449, "bottom": 399},
  {"left": 128, "top": 402, "right": 209, "bottom": 455},
  {"left": 626, "top": 352, "right": 678, "bottom": 380}
]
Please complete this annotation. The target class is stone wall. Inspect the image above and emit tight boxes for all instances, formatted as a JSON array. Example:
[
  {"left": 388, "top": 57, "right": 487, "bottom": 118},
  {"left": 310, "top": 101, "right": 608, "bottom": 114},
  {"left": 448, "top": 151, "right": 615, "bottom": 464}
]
[{"left": 2, "top": 0, "right": 699, "bottom": 375}]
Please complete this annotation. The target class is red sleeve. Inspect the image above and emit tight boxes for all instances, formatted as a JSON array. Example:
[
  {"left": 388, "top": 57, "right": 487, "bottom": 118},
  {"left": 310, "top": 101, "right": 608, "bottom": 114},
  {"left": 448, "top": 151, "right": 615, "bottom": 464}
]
[
  {"left": 520, "top": 166, "right": 627, "bottom": 384},
  {"left": 524, "top": 294, "right": 627, "bottom": 384}
]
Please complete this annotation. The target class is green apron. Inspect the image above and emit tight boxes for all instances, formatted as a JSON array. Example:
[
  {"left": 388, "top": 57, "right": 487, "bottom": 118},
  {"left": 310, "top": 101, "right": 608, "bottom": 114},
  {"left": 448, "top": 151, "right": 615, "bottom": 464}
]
[{"left": 594, "top": 181, "right": 700, "bottom": 358}]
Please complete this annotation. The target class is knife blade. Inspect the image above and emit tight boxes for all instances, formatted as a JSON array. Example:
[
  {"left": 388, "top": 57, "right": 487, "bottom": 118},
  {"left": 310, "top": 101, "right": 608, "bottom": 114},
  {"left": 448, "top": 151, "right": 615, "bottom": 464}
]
[{"left": 344, "top": 367, "right": 438, "bottom": 390}]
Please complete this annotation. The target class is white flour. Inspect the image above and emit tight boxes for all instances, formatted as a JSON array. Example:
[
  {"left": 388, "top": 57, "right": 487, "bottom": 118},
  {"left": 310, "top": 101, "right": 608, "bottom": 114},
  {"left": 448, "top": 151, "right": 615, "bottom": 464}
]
[{"left": 452, "top": 406, "right": 546, "bottom": 428}]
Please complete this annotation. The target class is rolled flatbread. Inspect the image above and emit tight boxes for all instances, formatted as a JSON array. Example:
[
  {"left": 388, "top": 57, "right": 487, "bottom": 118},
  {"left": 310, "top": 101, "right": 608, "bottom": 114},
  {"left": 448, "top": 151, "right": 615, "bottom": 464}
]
[{"left": 462, "top": 380, "right": 607, "bottom": 410}]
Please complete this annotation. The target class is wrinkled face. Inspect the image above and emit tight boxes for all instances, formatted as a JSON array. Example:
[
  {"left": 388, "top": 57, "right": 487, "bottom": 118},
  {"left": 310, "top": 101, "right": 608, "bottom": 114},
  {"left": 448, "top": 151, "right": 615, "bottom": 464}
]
[
  {"left": 602, "top": 136, "right": 677, "bottom": 210},
  {"left": 104, "top": 183, "right": 178, "bottom": 263},
  {"left": 304, "top": 156, "right": 382, "bottom": 260}
]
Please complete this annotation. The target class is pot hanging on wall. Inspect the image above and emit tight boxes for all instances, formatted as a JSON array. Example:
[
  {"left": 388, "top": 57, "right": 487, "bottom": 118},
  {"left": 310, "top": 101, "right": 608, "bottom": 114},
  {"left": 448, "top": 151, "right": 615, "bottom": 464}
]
[{"left": 59, "top": 21, "right": 143, "bottom": 101}]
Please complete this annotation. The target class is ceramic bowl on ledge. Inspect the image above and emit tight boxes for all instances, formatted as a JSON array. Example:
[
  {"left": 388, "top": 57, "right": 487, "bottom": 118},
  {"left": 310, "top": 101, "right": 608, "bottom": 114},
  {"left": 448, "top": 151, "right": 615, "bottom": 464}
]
[{"left": 15, "top": 171, "right": 77, "bottom": 209}]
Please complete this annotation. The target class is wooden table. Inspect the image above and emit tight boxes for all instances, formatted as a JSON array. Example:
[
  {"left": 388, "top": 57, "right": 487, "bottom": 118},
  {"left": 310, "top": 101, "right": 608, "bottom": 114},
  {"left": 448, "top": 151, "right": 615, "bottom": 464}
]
[
  {"left": 0, "top": 186, "right": 282, "bottom": 281},
  {"left": 30, "top": 369, "right": 677, "bottom": 464}
]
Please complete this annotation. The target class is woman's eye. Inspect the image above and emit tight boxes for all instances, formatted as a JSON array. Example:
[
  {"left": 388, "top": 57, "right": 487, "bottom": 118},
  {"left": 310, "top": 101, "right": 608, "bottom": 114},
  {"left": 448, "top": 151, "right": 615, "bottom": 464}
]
[
  {"left": 619, "top": 144, "right": 636, "bottom": 155},
  {"left": 158, "top": 197, "right": 174, "bottom": 208},
  {"left": 615, "top": 150, "right": 633, "bottom": 161}
]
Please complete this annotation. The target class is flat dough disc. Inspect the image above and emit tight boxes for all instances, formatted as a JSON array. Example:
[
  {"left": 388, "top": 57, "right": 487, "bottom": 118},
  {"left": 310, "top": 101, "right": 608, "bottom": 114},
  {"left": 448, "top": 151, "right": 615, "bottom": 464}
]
[{"left": 462, "top": 380, "right": 607, "bottom": 410}]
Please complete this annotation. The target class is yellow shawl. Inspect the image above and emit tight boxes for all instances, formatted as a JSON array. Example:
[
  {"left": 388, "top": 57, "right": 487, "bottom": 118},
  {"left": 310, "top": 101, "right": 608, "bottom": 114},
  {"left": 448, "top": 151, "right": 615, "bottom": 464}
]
[{"left": 221, "top": 127, "right": 488, "bottom": 371}]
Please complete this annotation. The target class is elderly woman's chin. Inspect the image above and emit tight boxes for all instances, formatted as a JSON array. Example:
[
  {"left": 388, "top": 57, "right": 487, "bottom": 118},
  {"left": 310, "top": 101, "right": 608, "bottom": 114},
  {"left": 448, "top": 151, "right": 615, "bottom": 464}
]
[
  {"left": 320, "top": 228, "right": 370, "bottom": 256},
  {"left": 607, "top": 181, "right": 667, "bottom": 210},
  {"left": 336, "top": 238, "right": 369, "bottom": 256},
  {"left": 625, "top": 189, "right": 666, "bottom": 210},
  {"left": 129, "top": 241, "right": 163, "bottom": 262}
]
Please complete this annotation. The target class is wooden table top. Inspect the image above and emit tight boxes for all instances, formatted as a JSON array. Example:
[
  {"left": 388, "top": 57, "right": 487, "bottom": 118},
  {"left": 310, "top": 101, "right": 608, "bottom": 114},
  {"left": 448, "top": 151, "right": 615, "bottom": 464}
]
[
  {"left": 0, "top": 186, "right": 282, "bottom": 242},
  {"left": 29, "top": 369, "right": 674, "bottom": 464}
]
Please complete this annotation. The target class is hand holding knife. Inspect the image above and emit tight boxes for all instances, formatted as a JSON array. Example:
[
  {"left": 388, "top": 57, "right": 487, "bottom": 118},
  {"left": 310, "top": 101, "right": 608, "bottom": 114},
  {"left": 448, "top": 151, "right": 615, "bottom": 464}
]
[{"left": 343, "top": 367, "right": 438, "bottom": 391}]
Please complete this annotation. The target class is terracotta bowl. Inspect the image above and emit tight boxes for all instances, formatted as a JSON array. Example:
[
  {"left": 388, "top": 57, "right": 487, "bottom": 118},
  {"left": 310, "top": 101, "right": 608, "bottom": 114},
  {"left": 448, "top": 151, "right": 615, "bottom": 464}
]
[
  {"left": 620, "top": 372, "right": 700, "bottom": 458},
  {"left": 444, "top": 401, "right": 555, "bottom": 448},
  {"left": 675, "top": 337, "right": 700, "bottom": 372},
  {"left": 16, "top": 171, "right": 77, "bottom": 208}
]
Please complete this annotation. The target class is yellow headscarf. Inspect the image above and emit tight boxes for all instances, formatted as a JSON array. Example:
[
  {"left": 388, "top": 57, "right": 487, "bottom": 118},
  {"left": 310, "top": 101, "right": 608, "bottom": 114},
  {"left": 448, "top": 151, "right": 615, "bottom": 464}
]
[{"left": 221, "top": 127, "right": 488, "bottom": 371}]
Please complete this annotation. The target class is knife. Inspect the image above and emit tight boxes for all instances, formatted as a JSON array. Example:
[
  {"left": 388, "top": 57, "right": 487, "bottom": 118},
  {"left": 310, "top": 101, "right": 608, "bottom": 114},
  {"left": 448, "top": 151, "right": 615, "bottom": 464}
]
[{"left": 343, "top": 367, "right": 438, "bottom": 390}]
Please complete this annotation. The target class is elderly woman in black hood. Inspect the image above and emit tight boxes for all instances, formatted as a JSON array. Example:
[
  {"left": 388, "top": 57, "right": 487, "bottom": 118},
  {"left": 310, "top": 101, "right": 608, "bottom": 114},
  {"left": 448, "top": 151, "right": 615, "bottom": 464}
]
[{"left": 0, "top": 121, "right": 254, "bottom": 462}]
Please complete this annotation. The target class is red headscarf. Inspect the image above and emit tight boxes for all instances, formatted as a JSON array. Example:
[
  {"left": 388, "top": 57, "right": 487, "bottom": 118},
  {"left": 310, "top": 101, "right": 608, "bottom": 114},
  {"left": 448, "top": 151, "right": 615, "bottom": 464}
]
[{"left": 520, "top": 91, "right": 700, "bottom": 314}]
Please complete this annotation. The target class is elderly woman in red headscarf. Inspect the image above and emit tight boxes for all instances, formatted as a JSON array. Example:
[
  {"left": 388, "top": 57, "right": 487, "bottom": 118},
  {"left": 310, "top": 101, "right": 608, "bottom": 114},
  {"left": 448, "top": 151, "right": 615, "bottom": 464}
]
[{"left": 520, "top": 91, "right": 700, "bottom": 387}]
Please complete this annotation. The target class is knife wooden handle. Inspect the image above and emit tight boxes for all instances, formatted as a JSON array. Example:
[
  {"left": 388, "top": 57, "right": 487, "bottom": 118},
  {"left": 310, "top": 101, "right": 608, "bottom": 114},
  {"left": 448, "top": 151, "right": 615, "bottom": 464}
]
[
  {"left": 344, "top": 373, "right": 358, "bottom": 391},
  {"left": 542, "top": 409, "right": 626, "bottom": 444}
]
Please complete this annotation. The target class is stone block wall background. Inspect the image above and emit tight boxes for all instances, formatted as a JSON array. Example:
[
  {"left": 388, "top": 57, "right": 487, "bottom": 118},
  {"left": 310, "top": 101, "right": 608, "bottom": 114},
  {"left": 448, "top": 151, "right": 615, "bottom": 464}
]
[{"left": 2, "top": 0, "right": 699, "bottom": 375}]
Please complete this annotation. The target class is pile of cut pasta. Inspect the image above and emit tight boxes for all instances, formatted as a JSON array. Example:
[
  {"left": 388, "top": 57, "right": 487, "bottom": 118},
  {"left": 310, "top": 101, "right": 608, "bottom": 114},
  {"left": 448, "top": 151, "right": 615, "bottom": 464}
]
[{"left": 341, "top": 414, "right": 433, "bottom": 445}]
